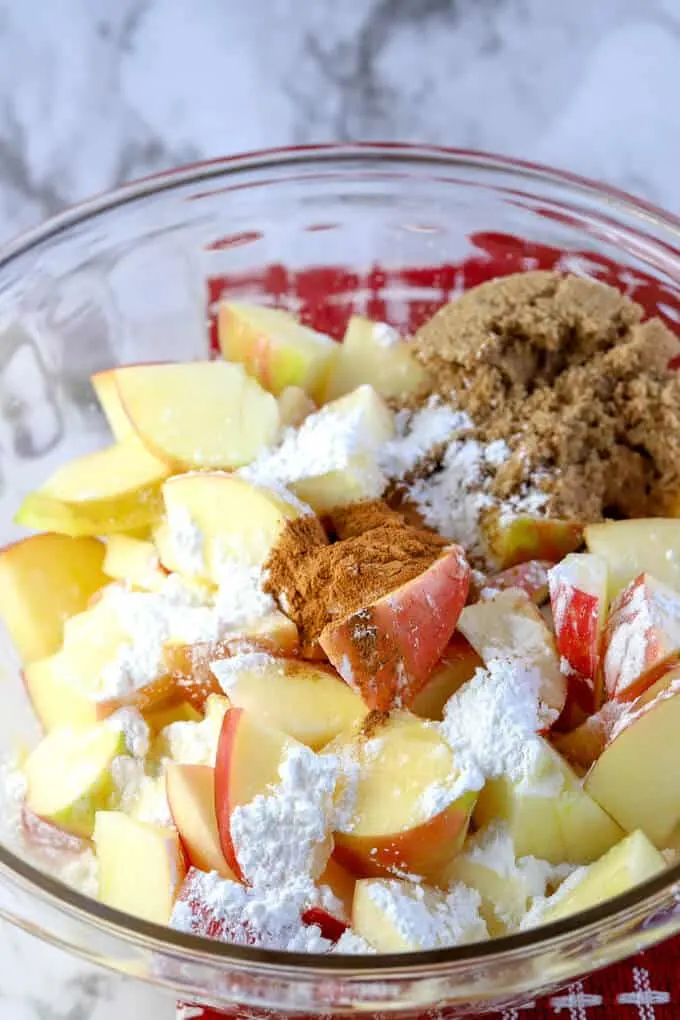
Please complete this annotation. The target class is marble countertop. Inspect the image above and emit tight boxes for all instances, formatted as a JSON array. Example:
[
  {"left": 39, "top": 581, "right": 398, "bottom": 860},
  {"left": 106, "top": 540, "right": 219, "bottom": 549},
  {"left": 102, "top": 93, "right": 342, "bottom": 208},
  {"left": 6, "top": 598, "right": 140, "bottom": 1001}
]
[{"left": 1, "top": 0, "right": 680, "bottom": 1015}]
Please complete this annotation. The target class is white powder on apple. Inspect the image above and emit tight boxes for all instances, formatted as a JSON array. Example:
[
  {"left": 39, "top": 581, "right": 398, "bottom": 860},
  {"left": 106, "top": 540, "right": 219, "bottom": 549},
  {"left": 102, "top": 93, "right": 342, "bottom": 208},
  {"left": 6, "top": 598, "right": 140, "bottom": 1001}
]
[
  {"left": 363, "top": 879, "right": 488, "bottom": 949},
  {"left": 372, "top": 321, "right": 401, "bottom": 348},
  {"left": 378, "top": 398, "right": 469, "bottom": 480},
  {"left": 210, "top": 651, "right": 276, "bottom": 693},
  {"left": 105, "top": 707, "right": 150, "bottom": 758},
  {"left": 440, "top": 660, "right": 563, "bottom": 796},
  {"left": 230, "top": 744, "right": 340, "bottom": 888},
  {"left": 166, "top": 502, "right": 206, "bottom": 576}
]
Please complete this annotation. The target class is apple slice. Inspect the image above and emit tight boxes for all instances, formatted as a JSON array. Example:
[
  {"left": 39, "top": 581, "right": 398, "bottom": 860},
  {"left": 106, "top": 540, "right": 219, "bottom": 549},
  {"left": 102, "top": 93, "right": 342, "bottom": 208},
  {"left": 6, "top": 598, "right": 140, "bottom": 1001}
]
[
  {"left": 159, "top": 473, "right": 315, "bottom": 582},
  {"left": 534, "top": 830, "right": 667, "bottom": 926},
  {"left": 277, "top": 385, "right": 316, "bottom": 428},
  {"left": 166, "top": 763, "right": 236, "bottom": 879},
  {"left": 94, "top": 811, "right": 187, "bottom": 924},
  {"left": 474, "top": 736, "right": 624, "bottom": 864},
  {"left": 91, "top": 369, "right": 135, "bottom": 441},
  {"left": 549, "top": 553, "right": 608, "bottom": 685},
  {"left": 0, "top": 533, "right": 107, "bottom": 663},
  {"left": 114, "top": 360, "right": 279, "bottom": 470},
  {"left": 552, "top": 702, "right": 627, "bottom": 772},
  {"left": 24, "top": 653, "right": 104, "bottom": 731},
  {"left": 24, "top": 723, "right": 127, "bottom": 838},
  {"left": 103, "top": 534, "right": 168, "bottom": 591},
  {"left": 155, "top": 693, "right": 230, "bottom": 767},
  {"left": 320, "top": 546, "right": 470, "bottom": 712},
  {"left": 352, "top": 878, "right": 486, "bottom": 952},
  {"left": 410, "top": 634, "right": 483, "bottom": 721},
  {"left": 15, "top": 436, "right": 169, "bottom": 536},
  {"left": 323, "top": 315, "right": 429, "bottom": 402},
  {"left": 480, "top": 560, "right": 552, "bottom": 604},
  {"left": 218, "top": 302, "right": 337, "bottom": 400},
  {"left": 601, "top": 573, "right": 680, "bottom": 702},
  {"left": 481, "top": 513, "right": 584, "bottom": 570},
  {"left": 332, "top": 712, "right": 478, "bottom": 880},
  {"left": 211, "top": 655, "right": 366, "bottom": 750},
  {"left": 457, "top": 588, "right": 566, "bottom": 728},
  {"left": 584, "top": 667, "right": 680, "bottom": 847},
  {"left": 585, "top": 518, "right": 680, "bottom": 599}
]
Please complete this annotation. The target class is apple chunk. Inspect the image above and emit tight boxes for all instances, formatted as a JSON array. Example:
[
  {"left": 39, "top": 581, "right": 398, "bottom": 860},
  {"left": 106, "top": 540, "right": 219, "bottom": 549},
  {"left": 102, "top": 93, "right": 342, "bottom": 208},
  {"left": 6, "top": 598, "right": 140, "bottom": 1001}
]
[
  {"left": 16, "top": 437, "right": 169, "bottom": 536},
  {"left": 114, "top": 360, "right": 279, "bottom": 470},
  {"left": 323, "top": 315, "right": 429, "bottom": 402},
  {"left": 474, "top": 736, "right": 624, "bottom": 864},
  {"left": 218, "top": 302, "right": 337, "bottom": 400},
  {"left": 535, "top": 830, "right": 666, "bottom": 926},
  {"left": 585, "top": 518, "right": 680, "bottom": 599},
  {"left": 457, "top": 588, "right": 566, "bottom": 727},
  {"left": 211, "top": 655, "right": 366, "bottom": 750},
  {"left": 410, "top": 634, "right": 482, "bottom": 721},
  {"left": 166, "top": 763, "right": 235, "bottom": 879},
  {"left": 24, "top": 723, "right": 127, "bottom": 838},
  {"left": 602, "top": 573, "right": 680, "bottom": 702},
  {"left": 332, "top": 712, "right": 478, "bottom": 880},
  {"left": 159, "top": 472, "right": 317, "bottom": 583},
  {"left": 103, "top": 534, "right": 168, "bottom": 591},
  {"left": 0, "top": 533, "right": 107, "bottom": 663},
  {"left": 94, "top": 811, "right": 187, "bottom": 924},
  {"left": 549, "top": 553, "right": 608, "bottom": 684},
  {"left": 320, "top": 546, "right": 470, "bottom": 712},
  {"left": 584, "top": 667, "right": 680, "bottom": 847},
  {"left": 352, "top": 878, "right": 486, "bottom": 952},
  {"left": 91, "top": 369, "right": 134, "bottom": 441},
  {"left": 481, "top": 513, "right": 583, "bottom": 570},
  {"left": 480, "top": 560, "right": 552, "bottom": 605}
]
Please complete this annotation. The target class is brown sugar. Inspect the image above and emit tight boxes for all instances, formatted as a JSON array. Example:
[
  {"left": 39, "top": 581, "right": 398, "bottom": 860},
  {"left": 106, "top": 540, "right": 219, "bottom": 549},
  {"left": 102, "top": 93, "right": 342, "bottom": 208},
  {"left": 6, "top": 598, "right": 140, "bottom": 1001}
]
[
  {"left": 410, "top": 270, "right": 680, "bottom": 522},
  {"left": 264, "top": 501, "right": 447, "bottom": 651}
]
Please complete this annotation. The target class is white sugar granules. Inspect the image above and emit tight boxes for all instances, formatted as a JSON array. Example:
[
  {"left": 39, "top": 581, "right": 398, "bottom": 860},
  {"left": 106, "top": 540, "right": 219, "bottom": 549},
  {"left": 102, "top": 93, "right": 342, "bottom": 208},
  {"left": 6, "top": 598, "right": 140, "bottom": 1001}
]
[
  {"left": 363, "top": 879, "right": 488, "bottom": 950},
  {"left": 230, "top": 744, "right": 339, "bottom": 887},
  {"left": 440, "top": 660, "right": 563, "bottom": 796},
  {"left": 171, "top": 868, "right": 333, "bottom": 953},
  {"left": 378, "top": 397, "right": 470, "bottom": 480},
  {"left": 166, "top": 502, "right": 205, "bottom": 576}
]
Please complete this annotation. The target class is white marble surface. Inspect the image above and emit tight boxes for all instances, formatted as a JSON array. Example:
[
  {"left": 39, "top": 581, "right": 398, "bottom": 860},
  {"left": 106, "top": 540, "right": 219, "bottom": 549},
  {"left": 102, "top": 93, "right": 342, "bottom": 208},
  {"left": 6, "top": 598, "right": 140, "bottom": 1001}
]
[{"left": 1, "top": 0, "right": 680, "bottom": 1015}]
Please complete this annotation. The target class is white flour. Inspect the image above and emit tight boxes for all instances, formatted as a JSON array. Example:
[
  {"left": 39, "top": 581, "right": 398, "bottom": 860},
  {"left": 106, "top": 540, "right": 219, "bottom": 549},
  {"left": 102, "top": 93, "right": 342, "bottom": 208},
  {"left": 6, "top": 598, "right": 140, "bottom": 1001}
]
[
  {"left": 105, "top": 707, "right": 150, "bottom": 758},
  {"left": 210, "top": 651, "right": 276, "bottom": 692},
  {"left": 171, "top": 868, "right": 333, "bottom": 952},
  {"left": 440, "top": 660, "right": 563, "bottom": 796},
  {"left": 230, "top": 744, "right": 339, "bottom": 887},
  {"left": 378, "top": 398, "right": 469, "bottom": 480},
  {"left": 372, "top": 321, "right": 401, "bottom": 348},
  {"left": 166, "top": 502, "right": 206, "bottom": 576},
  {"left": 333, "top": 929, "right": 377, "bottom": 954},
  {"left": 159, "top": 708, "right": 226, "bottom": 768},
  {"left": 363, "top": 879, "right": 488, "bottom": 949}
]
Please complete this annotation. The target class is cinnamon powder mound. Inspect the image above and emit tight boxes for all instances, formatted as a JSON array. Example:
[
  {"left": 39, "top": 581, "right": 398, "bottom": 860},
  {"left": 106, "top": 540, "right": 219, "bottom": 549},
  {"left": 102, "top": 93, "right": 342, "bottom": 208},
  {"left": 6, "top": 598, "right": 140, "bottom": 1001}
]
[
  {"left": 264, "top": 501, "right": 446, "bottom": 650},
  {"left": 411, "top": 270, "right": 680, "bottom": 521}
]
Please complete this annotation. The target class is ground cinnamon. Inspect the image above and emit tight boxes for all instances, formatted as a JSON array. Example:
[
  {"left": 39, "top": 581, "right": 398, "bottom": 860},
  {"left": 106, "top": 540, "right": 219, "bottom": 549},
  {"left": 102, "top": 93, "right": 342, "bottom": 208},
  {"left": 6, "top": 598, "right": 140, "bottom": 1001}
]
[{"left": 264, "top": 500, "right": 447, "bottom": 651}]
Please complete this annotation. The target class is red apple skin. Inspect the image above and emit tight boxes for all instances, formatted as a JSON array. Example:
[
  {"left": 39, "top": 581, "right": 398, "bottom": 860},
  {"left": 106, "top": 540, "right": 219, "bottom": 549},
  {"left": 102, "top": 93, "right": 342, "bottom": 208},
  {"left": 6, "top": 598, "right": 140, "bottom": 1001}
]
[
  {"left": 301, "top": 906, "right": 349, "bottom": 943},
  {"left": 603, "top": 574, "right": 680, "bottom": 702},
  {"left": 333, "top": 798, "right": 473, "bottom": 881},
  {"left": 21, "top": 804, "right": 90, "bottom": 855},
  {"left": 214, "top": 707, "right": 244, "bottom": 882},
  {"left": 480, "top": 560, "right": 552, "bottom": 605},
  {"left": 320, "top": 547, "right": 470, "bottom": 712}
]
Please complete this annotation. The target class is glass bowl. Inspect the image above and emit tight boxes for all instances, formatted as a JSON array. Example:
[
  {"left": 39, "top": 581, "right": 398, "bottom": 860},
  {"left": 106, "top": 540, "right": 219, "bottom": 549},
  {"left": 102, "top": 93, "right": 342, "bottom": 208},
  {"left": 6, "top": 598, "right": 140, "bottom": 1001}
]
[{"left": 0, "top": 144, "right": 680, "bottom": 1018}]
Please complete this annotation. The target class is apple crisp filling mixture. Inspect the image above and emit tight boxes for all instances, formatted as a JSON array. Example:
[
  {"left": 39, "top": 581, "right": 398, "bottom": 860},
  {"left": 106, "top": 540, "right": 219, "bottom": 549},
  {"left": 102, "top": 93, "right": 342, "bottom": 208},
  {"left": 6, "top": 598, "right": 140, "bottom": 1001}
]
[{"left": 2, "top": 272, "right": 680, "bottom": 953}]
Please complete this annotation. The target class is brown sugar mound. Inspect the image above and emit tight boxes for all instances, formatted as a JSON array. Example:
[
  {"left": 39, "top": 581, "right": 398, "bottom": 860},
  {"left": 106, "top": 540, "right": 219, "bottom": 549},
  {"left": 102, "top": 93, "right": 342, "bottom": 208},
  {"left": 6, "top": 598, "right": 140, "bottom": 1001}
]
[
  {"left": 411, "top": 270, "right": 680, "bottom": 521},
  {"left": 264, "top": 500, "right": 447, "bottom": 651}
]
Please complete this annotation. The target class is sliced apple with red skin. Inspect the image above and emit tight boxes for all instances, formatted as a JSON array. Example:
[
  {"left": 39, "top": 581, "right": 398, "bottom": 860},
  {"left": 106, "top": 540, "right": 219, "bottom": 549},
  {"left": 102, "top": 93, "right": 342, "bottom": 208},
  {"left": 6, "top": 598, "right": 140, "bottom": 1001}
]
[
  {"left": 601, "top": 573, "right": 680, "bottom": 702},
  {"left": 481, "top": 512, "right": 584, "bottom": 570},
  {"left": 114, "top": 360, "right": 280, "bottom": 470},
  {"left": 103, "top": 534, "right": 168, "bottom": 592},
  {"left": 166, "top": 763, "right": 236, "bottom": 880},
  {"left": 552, "top": 702, "right": 627, "bottom": 771},
  {"left": 94, "top": 811, "right": 187, "bottom": 924},
  {"left": 160, "top": 472, "right": 316, "bottom": 582},
  {"left": 211, "top": 655, "right": 366, "bottom": 750},
  {"left": 320, "top": 546, "right": 470, "bottom": 712},
  {"left": 91, "top": 369, "right": 135, "bottom": 441},
  {"left": 549, "top": 553, "right": 608, "bottom": 685},
  {"left": 331, "top": 712, "right": 478, "bottom": 880},
  {"left": 214, "top": 707, "right": 296, "bottom": 880},
  {"left": 480, "top": 559, "right": 552, "bottom": 605},
  {"left": 584, "top": 666, "right": 680, "bottom": 847},
  {"left": 0, "top": 533, "right": 107, "bottom": 664},
  {"left": 410, "top": 634, "right": 483, "bottom": 721},
  {"left": 218, "top": 302, "right": 337, "bottom": 400},
  {"left": 15, "top": 436, "right": 169, "bottom": 537},
  {"left": 585, "top": 518, "right": 680, "bottom": 600},
  {"left": 21, "top": 803, "right": 90, "bottom": 857},
  {"left": 457, "top": 588, "right": 566, "bottom": 728},
  {"left": 323, "top": 315, "right": 428, "bottom": 402}
]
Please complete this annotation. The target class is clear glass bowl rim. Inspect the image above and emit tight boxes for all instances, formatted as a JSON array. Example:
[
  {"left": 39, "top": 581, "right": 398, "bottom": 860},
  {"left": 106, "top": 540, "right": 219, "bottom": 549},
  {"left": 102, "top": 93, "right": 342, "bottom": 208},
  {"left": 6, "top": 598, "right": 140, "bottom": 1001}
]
[{"left": 0, "top": 141, "right": 679, "bottom": 980}]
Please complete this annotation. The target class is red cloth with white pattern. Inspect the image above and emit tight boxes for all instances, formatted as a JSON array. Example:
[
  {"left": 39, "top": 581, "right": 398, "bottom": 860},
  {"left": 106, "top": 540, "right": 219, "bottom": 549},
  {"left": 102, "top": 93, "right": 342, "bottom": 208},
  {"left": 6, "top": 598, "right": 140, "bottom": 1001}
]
[{"left": 176, "top": 234, "right": 680, "bottom": 1019}]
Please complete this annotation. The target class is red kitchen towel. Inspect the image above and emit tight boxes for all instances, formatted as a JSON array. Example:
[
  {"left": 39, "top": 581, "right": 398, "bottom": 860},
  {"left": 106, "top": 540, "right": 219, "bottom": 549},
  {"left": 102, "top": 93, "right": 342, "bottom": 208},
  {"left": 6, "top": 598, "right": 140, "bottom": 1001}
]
[{"left": 177, "top": 934, "right": 680, "bottom": 1018}]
